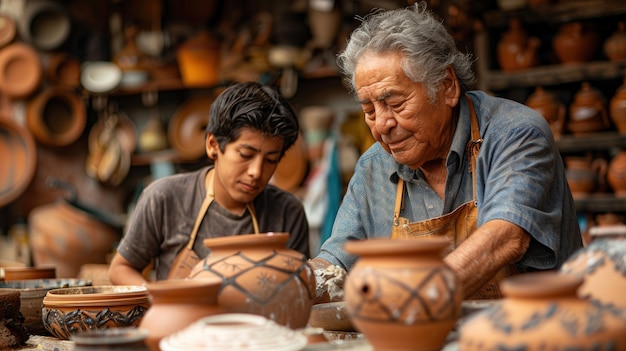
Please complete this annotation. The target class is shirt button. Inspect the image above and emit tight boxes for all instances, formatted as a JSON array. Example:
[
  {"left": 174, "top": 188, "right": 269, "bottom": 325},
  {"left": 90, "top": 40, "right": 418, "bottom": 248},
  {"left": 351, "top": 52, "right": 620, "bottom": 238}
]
[{"left": 428, "top": 204, "right": 434, "bottom": 209}]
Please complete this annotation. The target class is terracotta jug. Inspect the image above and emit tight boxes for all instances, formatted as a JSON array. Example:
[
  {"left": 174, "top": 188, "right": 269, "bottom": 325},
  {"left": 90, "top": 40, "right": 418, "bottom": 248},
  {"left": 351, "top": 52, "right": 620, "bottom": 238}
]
[
  {"left": 343, "top": 237, "right": 462, "bottom": 351},
  {"left": 607, "top": 150, "right": 626, "bottom": 196},
  {"left": 139, "top": 278, "right": 225, "bottom": 351},
  {"left": 188, "top": 233, "right": 315, "bottom": 329},
  {"left": 553, "top": 22, "right": 600, "bottom": 64},
  {"left": 604, "top": 21, "right": 626, "bottom": 62},
  {"left": 459, "top": 271, "right": 626, "bottom": 350},
  {"left": 525, "top": 86, "right": 566, "bottom": 137},
  {"left": 610, "top": 76, "right": 626, "bottom": 133},
  {"left": 497, "top": 18, "right": 540, "bottom": 71},
  {"left": 560, "top": 224, "right": 626, "bottom": 313},
  {"left": 176, "top": 30, "right": 220, "bottom": 87},
  {"left": 567, "top": 82, "right": 610, "bottom": 135},
  {"left": 564, "top": 155, "right": 607, "bottom": 198}
]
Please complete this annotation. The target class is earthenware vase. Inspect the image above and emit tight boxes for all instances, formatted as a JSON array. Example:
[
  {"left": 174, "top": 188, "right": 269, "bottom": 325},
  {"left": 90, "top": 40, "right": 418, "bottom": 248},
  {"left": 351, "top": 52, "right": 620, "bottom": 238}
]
[
  {"left": 459, "top": 271, "right": 626, "bottom": 350},
  {"left": 139, "top": 278, "right": 225, "bottom": 351},
  {"left": 604, "top": 21, "right": 626, "bottom": 62},
  {"left": 610, "top": 77, "right": 626, "bottom": 133},
  {"left": 188, "top": 233, "right": 315, "bottom": 329},
  {"left": 525, "top": 86, "right": 566, "bottom": 137},
  {"left": 553, "top": 22, "right": 600, "bottom": 64},
  {"left": 497, "top": 18, "right": 540, "bottom": 71},
  {"left": 607, "top": 150, "right": 626, "bottom": 196},
  {"left": 567, "top": 82, "right": 610, "bottom": 135},
  {"left": 560, "top": 224, "right": 626, "bottom": 313},
  {"left": 343, "top": 237, "right": 462, "bottom": 351},
  {"left": 564, "top": 155, "right": 607, "bottom": 198}
]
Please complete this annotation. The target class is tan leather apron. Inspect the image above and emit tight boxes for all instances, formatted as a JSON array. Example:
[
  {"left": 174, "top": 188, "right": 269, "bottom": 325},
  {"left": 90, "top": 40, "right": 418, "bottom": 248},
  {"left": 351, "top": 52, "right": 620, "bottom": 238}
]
[
  {"left": 167, "top": 168, "right": 260, "bottom": 279},
  {"left": 391, "top": 96, "right": 516, "bottom": 299}
]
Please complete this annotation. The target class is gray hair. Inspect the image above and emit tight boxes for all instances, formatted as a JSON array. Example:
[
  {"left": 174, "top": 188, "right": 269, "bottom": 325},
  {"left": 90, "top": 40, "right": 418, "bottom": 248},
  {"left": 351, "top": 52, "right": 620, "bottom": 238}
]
[{"left": 336, "top": 2, "right": 476, "bottom": 102}]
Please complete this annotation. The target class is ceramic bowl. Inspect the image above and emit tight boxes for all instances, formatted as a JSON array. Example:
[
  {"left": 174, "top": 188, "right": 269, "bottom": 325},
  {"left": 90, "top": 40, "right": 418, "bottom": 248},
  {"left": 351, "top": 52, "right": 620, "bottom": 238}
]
[
  {"left": 0, "top": 278, "right": 92, "bottom": 335},
  {"left": 42, "top": 285, "right": 151, "bottom": 340},
  {"left": 81, "top": 61, "right": 122, "bottom": 94}
]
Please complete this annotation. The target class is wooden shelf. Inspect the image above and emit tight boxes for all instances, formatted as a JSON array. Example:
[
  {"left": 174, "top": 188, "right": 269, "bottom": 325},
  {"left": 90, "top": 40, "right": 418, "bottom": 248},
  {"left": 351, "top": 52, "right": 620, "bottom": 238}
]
[
  {"left": 574, "top": 194, "right": 626, "bottom": 213},
  {"left": 556, "top": 132, "right": 626, "bottom": 153}
]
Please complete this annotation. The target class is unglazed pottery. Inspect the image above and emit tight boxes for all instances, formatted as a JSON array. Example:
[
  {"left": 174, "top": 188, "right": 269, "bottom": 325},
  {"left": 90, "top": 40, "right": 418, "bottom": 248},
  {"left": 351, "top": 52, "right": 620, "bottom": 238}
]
[
  {"left": 610, "top": 77, "right": 626, "bottom": 133},
  {"left": 560, "top": 224, "right": 626, "bottom": 313},
  {"left": 604, "top": 21, "right": 626, "bottom": 62},
  {"left": 497, "top": 18, "right": 540, "bottom": 71},
  {"left": 176, "top": 30, "right": 220, "bottom": 87},
  {"left": 564, "top": 155, "right": 607, "bottom": 198},
  {"left": 159, "top": 313, "right": 308, "bottom": 351},
  {"left": 26, "top": 87, "right": 86, "bottom": 147},
  {"left": 188, "top": 233, "right": 316, "bottom": 329},
  {"left": 41, "top": 285, "right": 150, "bottom": 340},
  {"left": 553, "top": 22, "right": 600, "bottom": 64},
  {"left": 459, "top": 271, "right": 626, "bottom": 350},
  {"left": 343, "top": 237, "right": 462, "bottom": 351},
  {"left": 71, "top": 327, "right": 150, "bottom": 351},
  {"left": 607, "top": 151, "right": 626, "bottom": 196},
  {"left": 567, "top": 82, "right": 610, "bottom": 135},
  {"left": 139, "top": 278, "right": 225, "bottom": 351},
  {"left": 307, "top": 301, "right": 355, "bottom": 332},
  {"left": 525, "top": 86, "right": 566, "bottom": 137}
]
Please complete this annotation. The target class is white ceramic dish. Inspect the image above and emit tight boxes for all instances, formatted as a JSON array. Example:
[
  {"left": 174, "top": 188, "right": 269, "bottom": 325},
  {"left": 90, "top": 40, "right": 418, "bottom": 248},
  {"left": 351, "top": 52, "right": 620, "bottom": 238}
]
[{"left": 81, "top": 61, "right": 122, "bottom": 94}]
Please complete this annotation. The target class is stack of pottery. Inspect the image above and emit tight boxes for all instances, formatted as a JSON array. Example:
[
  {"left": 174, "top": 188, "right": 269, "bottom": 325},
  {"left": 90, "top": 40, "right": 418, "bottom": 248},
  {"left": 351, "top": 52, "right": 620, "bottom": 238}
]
[
  {"left": 188, "top": 233, "right": 315, "bottom": 329},
  {"left": 567, "top": 82, "right": 611, "bottom": 135}
]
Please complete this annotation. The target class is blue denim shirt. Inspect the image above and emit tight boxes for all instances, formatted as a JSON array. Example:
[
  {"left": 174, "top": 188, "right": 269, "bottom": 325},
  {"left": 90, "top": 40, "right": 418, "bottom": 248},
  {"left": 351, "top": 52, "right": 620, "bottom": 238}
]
[{"left": 318, "top": 91, "right": 582, "bottom": 271}]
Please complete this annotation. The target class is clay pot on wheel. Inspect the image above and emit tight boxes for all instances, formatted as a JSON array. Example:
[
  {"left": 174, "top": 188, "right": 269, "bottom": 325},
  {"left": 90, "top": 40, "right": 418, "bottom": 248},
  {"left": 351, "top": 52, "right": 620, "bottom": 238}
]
[
  {"left": 343, "top": 237, "right": 462, "bottom": 351},
  {"left": 188, "top": 232, "right": 315, "bottom": 329},
  {"left": 459, "top": 272, "right": 626, "bottom": 350}
]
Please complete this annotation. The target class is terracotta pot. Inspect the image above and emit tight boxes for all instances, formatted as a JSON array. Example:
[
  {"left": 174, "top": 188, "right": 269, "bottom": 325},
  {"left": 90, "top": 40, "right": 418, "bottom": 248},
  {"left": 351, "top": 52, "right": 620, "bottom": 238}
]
[
  {"left": 47, "top": 52, "right": 81, "bottom": 87},
  {"left": 0, "top": 117, "right": 37, "bottom": 207},
  {"left": 607, "top": 151, "right": 626, "bottom": 196},
  {"left": 308, "top": 4, "right": 342, "bottom": 49},
  {"left": 42, "top": 285, "right": 151, "bottom": 340},
  {"left": 26, "top": 87, "right": 87, "bottom": 147},
  {"left": 167, "top": 94, "right": 214, "bottom": 160},
  {"left": 0, "top": 266, "right": 55, "bottom": 281},
  {"left": 270, "top": 133, "right": 308, "bottom": 192},
  {"left": 604, "top": 21, "right": 626, "bottom": 62},
  {"left": 343, "top": 237, "right": 462, "bottom": 351},
  {"left": 176, "top": 30, "right": 220, "bottom": 87},
  {"left": 28, "top": 198, "right": 121, "bottom": 278},
  {"left": 72, "top": 328, "right": 149, "bottom": 351},
  {"left": 139, "top": 278, "right": 225, "bottom": 351},
  {"left": 0, "top": 13, "right": 17, "bottom": 49},
  {"left": 497, "top": 18, "right": 540, "bottom": 71},
  {"left": 525, "top": 86, "right": 566, "bottom": 137},
  {"left": 560, "top": 225, "right": 626, "bottom": 313},
  {"left": 307, "top": 301, "right": 355, "bottom": 332},
  {"left": 188, "top": 233, "right": 316, "bottom": 329},
  {"left": 553, "top": 22, "right": 600, "bottom": 64},
  {"left": 459, "top": 271, "right": 626, "bottom": 350},
  {"left": 564, "top": 155, "right": 607, "bottom": 198},
  {"left": 0, "top": 43, "right": 42, "bottom": 99},
  {"left": 610, "top": 76, "right": 626, "bottom": 133},
  {"left": 567, "top": 82, "right": 610, "bottom": 135},
  {"left": 19, "top": 0, "right": 71, "bottom": 51}
]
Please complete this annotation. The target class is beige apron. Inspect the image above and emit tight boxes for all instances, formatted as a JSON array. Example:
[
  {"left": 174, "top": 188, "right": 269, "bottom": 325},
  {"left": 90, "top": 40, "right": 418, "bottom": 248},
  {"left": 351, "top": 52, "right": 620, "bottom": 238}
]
[
  {"left": 391, "top": 96, "right": 516, "bottom": 299},
  {"left": 167, "top": 168, "right": 260, "bottom": 279}
]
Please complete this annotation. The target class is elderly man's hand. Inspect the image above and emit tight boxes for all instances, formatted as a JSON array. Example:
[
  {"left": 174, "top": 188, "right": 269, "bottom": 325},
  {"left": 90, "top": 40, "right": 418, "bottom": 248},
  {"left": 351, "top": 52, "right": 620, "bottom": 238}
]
[{"left": 308, "top": 258, "right": 347, "bottom": 304}]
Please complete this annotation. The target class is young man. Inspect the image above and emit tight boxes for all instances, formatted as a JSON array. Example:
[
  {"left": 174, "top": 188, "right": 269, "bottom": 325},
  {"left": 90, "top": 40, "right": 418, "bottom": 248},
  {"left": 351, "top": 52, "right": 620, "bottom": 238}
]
[{"left": 109, "top": 82, "right": 310, "bottom": 285}]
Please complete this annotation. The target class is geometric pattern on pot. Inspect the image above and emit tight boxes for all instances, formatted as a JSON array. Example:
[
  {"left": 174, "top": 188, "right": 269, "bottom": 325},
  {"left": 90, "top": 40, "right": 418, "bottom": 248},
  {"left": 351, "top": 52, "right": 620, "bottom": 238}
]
[{"left": 345, "top": 266, "right": 459, "bottom": 324}]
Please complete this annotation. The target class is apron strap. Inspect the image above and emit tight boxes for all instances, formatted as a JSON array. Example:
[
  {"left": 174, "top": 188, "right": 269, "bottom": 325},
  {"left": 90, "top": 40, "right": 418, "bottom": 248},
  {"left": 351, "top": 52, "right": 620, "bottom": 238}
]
[
  {"left": 393, "top": 179, "right": 404, "bottom": 226},
  {"left": 185, "top": 168, "right": 216, "bottom": 250},
  {"left": 247, "top": 202, "right": 260, "bottom": 234}
]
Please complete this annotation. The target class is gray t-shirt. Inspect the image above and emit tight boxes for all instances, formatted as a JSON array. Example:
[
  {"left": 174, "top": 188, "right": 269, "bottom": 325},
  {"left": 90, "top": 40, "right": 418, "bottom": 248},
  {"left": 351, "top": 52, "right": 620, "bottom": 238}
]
[{"left": 117, "top": 166, "right": 310, "bottom": 280}]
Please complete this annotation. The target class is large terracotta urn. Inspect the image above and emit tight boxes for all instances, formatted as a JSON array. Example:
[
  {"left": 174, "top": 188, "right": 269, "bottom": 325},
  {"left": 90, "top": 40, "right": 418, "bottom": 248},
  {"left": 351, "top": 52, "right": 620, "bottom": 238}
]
[
  {"left": 567, "top": 82, "right": 610, "bottom": 135},
  {"left": 139, "top": 278, "right": 225, "bottom": 351},
  {"left": 459, "top": 271, "right": 626, "bottom": 350},
  {"left": 607, "top": 150, "right": 626, "bottom": 196},
  {"left": 553, "top": 21, "right": 600, "bottom": 64},
  {"left": 343, "top": 237, "right": 462, "bottom": 351},
  {"left": 525, "top": 86, "right": 566, "bottom": 138},
  {"left": 188, "top": 233, "right": 315, "bottom": 329},
  {"left": 610, "top": 76, "right": 626, "bottom": 133},
  {"left": 497, "top": 18, "right": 540, "bottom": 71}
]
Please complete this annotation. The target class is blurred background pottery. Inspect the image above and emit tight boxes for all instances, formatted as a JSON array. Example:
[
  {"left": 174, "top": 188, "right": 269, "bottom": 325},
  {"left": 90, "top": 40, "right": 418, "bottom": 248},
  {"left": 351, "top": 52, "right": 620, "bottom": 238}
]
[
  {"left": 0, "top": 116, "right": 37, "bottom": 208},
  {"left": 607, "top": 150, "right": 626, "bottom": 196},
  {"left": 81, "top": 61, "right": 122, "bottom": 94},
  {"left": 139, "top": 278, "right": 225, "bottom": 351},
  {"left": 0, "top": 13, "right": 17, "bottom": 49},
  {"left": 0, "top": 42, "right": 42, "bottom": 99},
  {"left": 459, "top": 272, "right": 626, "bottom": 350},
  {"left": 567, "top": 82, "right": 611, "bottom": 135},
  {"left": 176, "top": 30, "right": 220, "bottom": 87},
  {"left": 42, "top": 285, "right": 150, "bottom": 340},
  {"left": 47, "top": 52, "right": 81, "bottom": 87},
  {"left": 525, "top": 86, "right": 566, "bottom": 138},
  {"left": 0, "top": 266, "right": 56, "bottom": 281},
  {"left": 564, "top": 155, "right": 607, "bottom": 198},
  {"left": 71, "top": 327, "right": 149, "bottom": 351},
  {"left": 497, "top": 18, "right": 540, "bottom": 71},
  {"left": 26, "top": 87, "right": 86, "bottom": 147},
  {"left": 553, "top": 22, "right": 600, "bottom": 64},
  {"left": 19, "top": 0, "right": 71, "bottom": 51},
  {"left": 167, "top": 94, "right": 214, "bottom": 161},
  {"left": 604, "top": 21, "right": 626, "bottom": 62},
  {"left": 0, "top": 278, "right": 91, "bottom": 335},
  {"left": 610, "top": 76, "right": 626, "bottom": 133},
  {"left": 343, "top": 237, "right": 462, "bottom": 351},
  {"left": 188, "top": 232, "right": 315, "bottom": 329}
]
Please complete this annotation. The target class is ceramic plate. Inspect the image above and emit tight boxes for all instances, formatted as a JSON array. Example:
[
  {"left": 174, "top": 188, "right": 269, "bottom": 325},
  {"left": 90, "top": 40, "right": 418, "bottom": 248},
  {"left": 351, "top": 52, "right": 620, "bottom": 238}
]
[{"left": 81, "top": 61, "right": 122, "bottom": 94}]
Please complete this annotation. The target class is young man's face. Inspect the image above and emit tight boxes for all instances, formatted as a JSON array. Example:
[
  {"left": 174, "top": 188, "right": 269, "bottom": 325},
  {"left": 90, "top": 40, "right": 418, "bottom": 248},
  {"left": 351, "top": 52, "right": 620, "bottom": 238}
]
[{"left": 207, "top": 128, "right": 284, "bottom": 214}]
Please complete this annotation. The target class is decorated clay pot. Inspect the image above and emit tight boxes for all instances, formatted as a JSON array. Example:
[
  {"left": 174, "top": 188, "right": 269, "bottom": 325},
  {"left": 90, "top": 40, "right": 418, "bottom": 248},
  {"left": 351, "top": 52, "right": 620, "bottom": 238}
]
[
  {"left": 567, "top": 82, "right": 610, "bottom": 135},
  {"left": 343, "top": 237, "right": 462, "bottom": 351},
  {"left": 139, "top": 278, "right": 225, "bottom": 351},
  {"left": 525, "top": 86, "right": 566, "bottom": 137},
  {"left": 561, "top": 224, "right": 626, "bottom": 313},
  {"left": 497, "top": 18, "right": 540, "bottom": 71},
  {"left": 564, "top": 155, "right": 607, "bottom": 198},
  {"left": 459, "top": 271, "right": 626, "bottom": 350},
  {"left": 188, "top": 233, "right": 315, "bottom": 329},
  {"left": 607, "top": 150, "right": 626, "bottom": 196},
  {"left": 604, "top": 21, "right": 626, "bottom": 62},
  {"left": 610, "top": 77, "right": 626, "bottom": 133},
  {"left": 553, "top": 22, "right": 600, "bottom": 64}
]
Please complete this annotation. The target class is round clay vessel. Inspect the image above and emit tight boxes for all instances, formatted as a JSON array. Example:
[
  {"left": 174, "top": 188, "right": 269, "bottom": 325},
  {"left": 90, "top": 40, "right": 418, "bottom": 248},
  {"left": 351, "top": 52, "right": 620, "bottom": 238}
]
[
  {"left": 42, "top": 285, "right": 151, "bottom": 340},
  {"left": 525, "top": 86, "right": 566, "bottom": 137},
  {"left": 497, "top": 18, "right": 540, "bottom": 71},
  {"left": 26, "top": 87, "right": 86, "bottom": 147},
  {"left": 607, "top": 151, "right": 626, "bottom": 196},
  {"left": 553, "top": 21, "right": 600, "bottom": 64},
  {"left": 139, "top": 278, "right": 225, "bottom": 351},
  {"left": 176, "top": 30, "right": 220, "bottom": 87},
  {"left": 567, "top": 82, "right": 610, "bottom": 135},
  {"left": 71, "top": 327, "right": 149, "bottom": 351},
  {"left": 188, "top": 232, "right": 316, "bottom": 329},
  {"left": 604, "top": 21, "right": 626, "bottom": 62},
  {"left": 0, "top": 117, "right": 37, "bottom": 208},
  {"left": 459, "top": 271, "right": 626, "bottom": 350},
  {"left": 560, "top": 224, "right": 626, "bottom": 313},
  {"left": 610, "top": 77, "right": 626, "bottom": 133},
  {"left": 563, "top": 155, "right": 607, "bottom": 198},
  {"left": 343, "top": 237, "right": 462, "bottom": 351}
]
